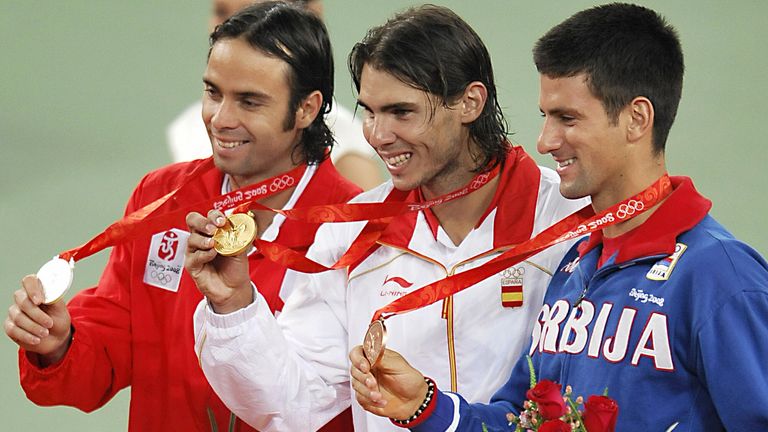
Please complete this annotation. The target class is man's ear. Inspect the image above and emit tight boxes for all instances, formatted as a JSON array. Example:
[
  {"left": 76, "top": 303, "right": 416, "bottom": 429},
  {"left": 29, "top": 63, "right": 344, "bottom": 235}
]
[
  {"left": 295, "top": 90, "right": 323, "bottom": 129},
  {"left": 460, "top": 81, "right": 488, "bottom": 124},
  {"left": 626, "top": 96, "right": 654, "bottom": 143}
]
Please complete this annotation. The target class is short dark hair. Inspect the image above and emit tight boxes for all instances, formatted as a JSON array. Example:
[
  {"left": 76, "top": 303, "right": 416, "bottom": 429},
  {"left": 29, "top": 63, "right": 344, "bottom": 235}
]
[
  {"left": 209, "top": 1, "right": 334, "bottom": 164},
  {"left": 348, "top": 4, "right": 509, "bottom": 172},
  {"left": 534, "top": 3, "right": 684, "bottom": 153}
]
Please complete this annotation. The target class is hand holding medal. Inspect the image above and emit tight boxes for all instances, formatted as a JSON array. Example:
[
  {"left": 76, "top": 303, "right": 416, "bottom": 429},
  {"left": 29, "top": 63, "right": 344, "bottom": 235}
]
[
  {"left": 185, "top": 209, "right": 257, "bottom": 314},
  {"left": 212, "top": 211, "right": 258, "bottom": 257}
]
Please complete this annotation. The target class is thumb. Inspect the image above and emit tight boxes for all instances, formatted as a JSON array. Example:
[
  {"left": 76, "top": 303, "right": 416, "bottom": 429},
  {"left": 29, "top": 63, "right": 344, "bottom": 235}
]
[{"left": 42, "top": 300, "right": 71, "bottom": 333}]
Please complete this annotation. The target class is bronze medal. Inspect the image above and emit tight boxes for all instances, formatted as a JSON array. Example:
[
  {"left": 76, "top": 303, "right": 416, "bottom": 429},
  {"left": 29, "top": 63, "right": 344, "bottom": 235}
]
[
  {"left": 363, "top": 319, "right": 388, "bottom": 367},
  {"left": 213, "top": 212, "right": 258, "bottom": 257}
]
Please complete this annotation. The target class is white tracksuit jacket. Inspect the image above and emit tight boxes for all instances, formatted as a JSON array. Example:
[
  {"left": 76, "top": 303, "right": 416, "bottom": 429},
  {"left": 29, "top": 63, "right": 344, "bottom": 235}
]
[{"left": 194, "top": 148, "right": 588, "bottom": 431}]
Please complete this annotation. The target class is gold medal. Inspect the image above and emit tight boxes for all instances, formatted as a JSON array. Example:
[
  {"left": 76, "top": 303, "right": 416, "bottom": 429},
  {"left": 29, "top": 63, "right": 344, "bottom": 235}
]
[
  {"left": 213, "top": 212, "right": 258, "bottom": 257},
  {"left": 363, "top": 319, "right": 387, "bottom": 367}
]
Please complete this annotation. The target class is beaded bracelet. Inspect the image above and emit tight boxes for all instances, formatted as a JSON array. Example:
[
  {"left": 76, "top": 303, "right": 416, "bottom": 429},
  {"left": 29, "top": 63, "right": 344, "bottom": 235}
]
[{"left": 391, "top": 377, "right": 436, "bottom": 426}]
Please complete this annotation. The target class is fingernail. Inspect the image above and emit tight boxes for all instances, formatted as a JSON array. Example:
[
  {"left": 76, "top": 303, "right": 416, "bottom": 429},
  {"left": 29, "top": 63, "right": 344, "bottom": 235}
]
[
  {"left": 31, "top": 295, "right": 42, "bottom": 305},
  {"left": 215, "top": 216, "right": 225, "bottom": 226},
  {"left": 207, "top": 238, "right": 215, "bottom": 247},
  {"left": 206, "top": 224, "right": 217, "bottom": 235},
  {"left": 30, "top": 337, "right": 40, "bottom": 345},
  {"left": 39, "top": 328, "right": 48, "bottom": 337}
]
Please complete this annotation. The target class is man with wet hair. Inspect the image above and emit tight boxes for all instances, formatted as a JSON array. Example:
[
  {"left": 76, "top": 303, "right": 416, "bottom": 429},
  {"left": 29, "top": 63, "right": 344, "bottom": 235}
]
[
  {"left": 349, "top": 4, "right": 768, "bottom": 430},
  {"left": 188, "top": 4, "right": 585, "bottom": 431}
]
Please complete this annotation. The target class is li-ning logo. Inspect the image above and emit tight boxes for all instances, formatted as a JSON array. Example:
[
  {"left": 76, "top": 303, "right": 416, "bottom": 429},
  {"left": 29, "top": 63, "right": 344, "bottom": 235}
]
[
  {"left": 383, "top": 275, "right": 413, "bottom": 288},
  {"left": 269, "top": 175, "right": 295, "bottom": 192},
  {"left": 616, "top": 200, "right": 645, "bottom": 219},
  {"left": 158, "top": 230, "right": 180, "bottom": 261}
]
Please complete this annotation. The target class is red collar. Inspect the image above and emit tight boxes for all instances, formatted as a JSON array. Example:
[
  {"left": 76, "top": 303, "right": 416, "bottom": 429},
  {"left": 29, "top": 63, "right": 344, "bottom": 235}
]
[
  {"left": 578, "top": 176, "right": 712, "bottom": 263},
  {"left": 379, "top": 145, "right": 541, "bottom": 248}
]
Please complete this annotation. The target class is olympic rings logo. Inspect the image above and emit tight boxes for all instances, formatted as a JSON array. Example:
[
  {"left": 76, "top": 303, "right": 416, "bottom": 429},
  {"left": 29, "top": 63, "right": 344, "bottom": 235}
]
[
  {"left": 470, "top": 173, "right": 491, "bottom": 189},
  {"left": 151, "top": 270, "right": 172, "bottom": 285},
  {"left": 501, "top": 267, "right": 525, "bottom": 279},
  {"left": 269, "top": 175, "right": 295, "bottom": 192},
  {"left": 616, "top": 200, "right": 644, "bottom": 219}
]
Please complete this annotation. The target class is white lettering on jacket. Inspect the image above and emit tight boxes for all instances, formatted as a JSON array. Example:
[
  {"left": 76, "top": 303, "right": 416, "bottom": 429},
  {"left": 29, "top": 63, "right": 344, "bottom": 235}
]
[{"left": 530, "top": 300, "right": 674, "bottom": 371}]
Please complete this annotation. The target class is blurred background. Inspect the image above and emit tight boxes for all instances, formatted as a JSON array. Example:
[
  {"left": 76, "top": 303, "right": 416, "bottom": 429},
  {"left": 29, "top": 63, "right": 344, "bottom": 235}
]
[{"left": 1, "top": 0, "right": 766, "bottom": 429}]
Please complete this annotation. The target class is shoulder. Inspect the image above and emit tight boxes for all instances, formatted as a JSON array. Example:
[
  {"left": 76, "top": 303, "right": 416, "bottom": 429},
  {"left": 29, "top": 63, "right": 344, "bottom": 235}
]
[
  {"left": 137, "top": 160, "right": 205, "bottom": 191},
  {"left": 678, "top": 216, "right": 768, "bottom": 289},
  {"left": 127, "top": 160, "right": 211, "bottom": 207}
]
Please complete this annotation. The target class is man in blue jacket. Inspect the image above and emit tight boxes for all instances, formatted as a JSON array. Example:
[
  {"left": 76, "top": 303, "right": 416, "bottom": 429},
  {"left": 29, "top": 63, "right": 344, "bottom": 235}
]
[{"left": 349, "top": 3, "right": 768, "bottom": 431}]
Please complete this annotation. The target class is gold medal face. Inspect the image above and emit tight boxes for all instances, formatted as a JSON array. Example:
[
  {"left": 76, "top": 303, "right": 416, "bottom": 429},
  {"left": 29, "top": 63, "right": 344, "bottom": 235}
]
[
  {"left": 363, "top": 319, "right": 387, "bottom": 367},
  {"left": 213, "top": 213, "right": 258, "bottom": 257}
]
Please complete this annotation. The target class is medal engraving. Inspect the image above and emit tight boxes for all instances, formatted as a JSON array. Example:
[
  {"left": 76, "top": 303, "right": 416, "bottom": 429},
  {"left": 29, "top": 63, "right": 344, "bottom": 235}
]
[
  {"left": 213, "top": 213, "right": 258, "bottom": 257},
  {"left": 363, "top": 319, "right": 387, "bottom": 367},
  {"left": 37, "top": 257, "right": 74, "bottom": 304}
]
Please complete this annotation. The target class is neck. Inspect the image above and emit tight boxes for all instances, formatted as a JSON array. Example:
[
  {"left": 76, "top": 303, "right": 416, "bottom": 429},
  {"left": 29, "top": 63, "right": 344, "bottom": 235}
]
[
  {"left": 429, "top": 171, "right": 500, "bottom": 246},
  {"left": 228, "top": 160, "right": 306, "bottom": 237},
  {"left": 599, "top": 167, "right": 668, "bottom": 238}
]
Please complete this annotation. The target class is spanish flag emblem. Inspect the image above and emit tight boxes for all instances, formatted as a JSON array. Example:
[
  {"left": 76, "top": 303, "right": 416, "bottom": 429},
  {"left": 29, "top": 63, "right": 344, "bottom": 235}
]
[{"left": 501, "top": 285, "right": 523, "bottom": 308}]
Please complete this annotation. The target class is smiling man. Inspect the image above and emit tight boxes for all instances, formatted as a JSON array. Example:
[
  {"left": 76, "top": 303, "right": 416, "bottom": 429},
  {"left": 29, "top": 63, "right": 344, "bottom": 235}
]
[
  {"left": 5, "top": 3, "right": 358, "bottom": 430},
  {"left": 187, "top": 4, "right": 586, "bottom": 431},
  {"left": 348, "top": 4, "right": 768, "bottom": 431}
]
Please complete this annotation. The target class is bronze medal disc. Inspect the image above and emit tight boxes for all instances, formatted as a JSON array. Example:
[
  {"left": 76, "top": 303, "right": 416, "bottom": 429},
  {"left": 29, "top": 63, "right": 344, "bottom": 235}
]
[
  {"left": 363, "top": 319, "right": 388, "bottom": 367},
  {"left": 213, "top": 213, "right": 258, "bottom": 257}
]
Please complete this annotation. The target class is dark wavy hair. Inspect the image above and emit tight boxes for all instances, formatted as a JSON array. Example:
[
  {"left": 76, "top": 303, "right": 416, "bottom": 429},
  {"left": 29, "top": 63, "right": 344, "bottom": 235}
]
[
  {"left": 534, "top": 3, "right": 684, "bottom": 153},
  {"left": 209, "top": 1, "right": 334, "bottom": 164},
  {"left": 348, "top": 4, "right": 509, "bottom": 172}
]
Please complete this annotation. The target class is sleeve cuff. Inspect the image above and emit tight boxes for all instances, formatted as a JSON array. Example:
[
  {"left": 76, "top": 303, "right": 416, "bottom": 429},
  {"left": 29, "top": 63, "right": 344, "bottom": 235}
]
[{"left": 204, "top": 283, "right": 263, "bottom": 335}]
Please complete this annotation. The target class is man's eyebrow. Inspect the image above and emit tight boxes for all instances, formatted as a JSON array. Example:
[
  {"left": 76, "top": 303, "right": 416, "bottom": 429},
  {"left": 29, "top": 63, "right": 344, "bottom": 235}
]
[
  {"left": 202, "top": 79, "right": 272, "bottom": 101},
  {"left": 356, "top": 100, "right": 418, "bottom": 113}
]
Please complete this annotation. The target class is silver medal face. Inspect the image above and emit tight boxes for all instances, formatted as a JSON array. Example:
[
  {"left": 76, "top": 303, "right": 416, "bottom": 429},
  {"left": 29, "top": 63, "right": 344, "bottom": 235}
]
[{"left": 37, "top": 257, "right": 74, "bottom": 304}]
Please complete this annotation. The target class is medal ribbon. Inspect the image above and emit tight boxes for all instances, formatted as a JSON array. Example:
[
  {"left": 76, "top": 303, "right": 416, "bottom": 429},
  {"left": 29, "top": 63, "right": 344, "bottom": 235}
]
[
  {"left": 244, "top": 164, "right": 501, "bottom": 273},
  {"left": 58, "top": 160, "right": 307, "bottom": 262},
  {"left": 370, "top": 174, "right": 673, "bottom": 323},
  {"left": 56, "top": 156, "right": 500, "bottom": 270}
]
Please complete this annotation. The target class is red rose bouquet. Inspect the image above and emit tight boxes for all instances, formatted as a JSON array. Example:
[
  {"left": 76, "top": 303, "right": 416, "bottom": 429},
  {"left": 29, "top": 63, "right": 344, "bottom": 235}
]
[{"left": 497, "top": 357, "right": 619, "bottom": 432}]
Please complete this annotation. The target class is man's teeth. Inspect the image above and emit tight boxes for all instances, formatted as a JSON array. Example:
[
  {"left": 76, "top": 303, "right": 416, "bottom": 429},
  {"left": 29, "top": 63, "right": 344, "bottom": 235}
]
[
  {"left": 216, "top": 139, "right": 248, "bottom": 149},
  {"left": 386, "top": 153, "right": 412, "bottom": 167},
  {"left": 558, "top": 158, "right": 575, "bottom": 168}
]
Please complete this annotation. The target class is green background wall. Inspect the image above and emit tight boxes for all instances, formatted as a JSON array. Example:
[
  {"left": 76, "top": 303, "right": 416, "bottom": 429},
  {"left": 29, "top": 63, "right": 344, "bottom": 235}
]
[{"left": 1, "top": 1, "right": 766, "bottom": 429}]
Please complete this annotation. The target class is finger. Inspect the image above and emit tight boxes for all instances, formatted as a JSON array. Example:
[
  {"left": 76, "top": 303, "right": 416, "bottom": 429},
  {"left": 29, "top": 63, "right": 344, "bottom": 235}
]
[
  {"left": 185, "top": 247, "right": 218, "bottom": 276},
  {"left": 186, "top": 212, "right": 217, "bottom": 236},
  {"left": 350, "top": 360, "right": 376, "bottom": 389},
  {"left": 351, "top": 372, "right": 384, "bottom": 406},
  {"left": 21, "top": 275, "right": 45, "bottom": 306},
  {"left": 187, "top": 232, "right": 216, "bottom": 253},
  {"left": 5, "top": 316, "right": 42, "bottom": 347},
  {"left": 16, "top": 283, "right": 54, "bottom": 329},
  {"left": 206, "top": 209, "right": 227, "bottom": 228},
  {"left": 8, "top": 303, "right": 50, "bottom": 338}
]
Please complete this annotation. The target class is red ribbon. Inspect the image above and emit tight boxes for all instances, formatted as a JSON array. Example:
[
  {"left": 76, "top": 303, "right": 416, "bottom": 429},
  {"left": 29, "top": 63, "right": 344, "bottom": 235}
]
[
  {"left": 58, "top": 160, "right": 307, "bottom": 262},
  {"left": 370, "top": 175, "right": 673, "bottom": 322}
]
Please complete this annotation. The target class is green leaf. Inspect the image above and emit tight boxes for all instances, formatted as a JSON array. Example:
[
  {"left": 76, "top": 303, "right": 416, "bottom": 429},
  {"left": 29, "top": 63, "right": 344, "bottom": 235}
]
[{"left": 526, "top": 355, "right": 537, "bottom": 388}]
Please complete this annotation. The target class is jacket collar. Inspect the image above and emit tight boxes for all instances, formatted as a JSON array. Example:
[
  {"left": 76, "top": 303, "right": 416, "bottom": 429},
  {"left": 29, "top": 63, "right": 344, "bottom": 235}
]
[
  {"left": 578, "top": 176, "right": 712, "bottom": 263},
  {"left": 379, "top": 145, "right": 541, "bottom": 250}
]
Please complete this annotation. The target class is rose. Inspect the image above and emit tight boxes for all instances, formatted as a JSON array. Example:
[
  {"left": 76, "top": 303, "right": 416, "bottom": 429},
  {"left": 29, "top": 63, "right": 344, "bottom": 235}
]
[
  {"left": 582, "top": 395, "right": 619, "bottom": 432},
  {"left": 526, "top": 380, "right": 566, "bottom": 420},
  {"left": 539, "top": 419, "right": 571, "bottom": 432}
]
